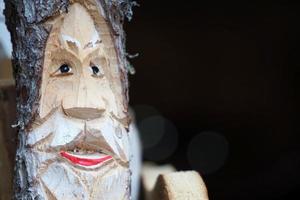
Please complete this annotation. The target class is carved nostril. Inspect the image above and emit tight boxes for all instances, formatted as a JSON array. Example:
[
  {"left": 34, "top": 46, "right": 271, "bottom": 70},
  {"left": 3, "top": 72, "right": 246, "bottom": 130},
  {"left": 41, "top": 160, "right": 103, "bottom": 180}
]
[{"left": 63, "top": 107, "right": 105, "bottom": 120}]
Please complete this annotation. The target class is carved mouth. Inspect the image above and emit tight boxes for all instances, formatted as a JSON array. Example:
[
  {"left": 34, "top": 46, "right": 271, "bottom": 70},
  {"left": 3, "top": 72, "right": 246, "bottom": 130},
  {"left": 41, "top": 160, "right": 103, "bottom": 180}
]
[
  {"left": 57, "top": 134, "right": 117, "bottom": 168},
  {"left": 60, "top": 150, "right": 113, "bottom": 167}
]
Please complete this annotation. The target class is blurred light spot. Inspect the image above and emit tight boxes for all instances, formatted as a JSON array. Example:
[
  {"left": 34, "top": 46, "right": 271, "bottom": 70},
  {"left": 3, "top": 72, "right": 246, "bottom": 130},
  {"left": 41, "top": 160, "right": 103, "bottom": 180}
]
[
  {"left": 138, "top": 116, "right": 165, "bottom": 149},
  {"left": 138, "top": 116, "right": 178, "bottom": 161},
  {"left": 132, "top": 104, "right": 161, "bottom": 123},
  {"left": 187, "top": 131, "right": 229, "bottom": 175}
]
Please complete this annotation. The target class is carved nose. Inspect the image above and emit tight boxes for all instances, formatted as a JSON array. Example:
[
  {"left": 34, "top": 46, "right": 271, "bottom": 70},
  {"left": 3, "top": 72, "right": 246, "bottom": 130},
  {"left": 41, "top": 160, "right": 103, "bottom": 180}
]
[
  {"left": 63, "top": 107, "right": 105, "bottom": 120},
  {"left": 62, "top": 74, "right": 107, "bottom": 120}
]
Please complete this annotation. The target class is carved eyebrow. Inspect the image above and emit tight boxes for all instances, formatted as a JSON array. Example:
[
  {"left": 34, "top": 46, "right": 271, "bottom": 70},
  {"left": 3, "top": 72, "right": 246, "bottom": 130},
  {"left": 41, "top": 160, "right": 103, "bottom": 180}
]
[
  {"left": 82, "top": 47, "right": 106, "bottom": 64},
  {"left": 62, "top": 34, "right": 81, "bottom": 49},
  {"left": 49, "top": 48, "right": 80, "bottom": 69},
  {"left": 83, "top": 40, "right": 102, "bottom": 49},
  {"left": 56, "top": 48, "right": 79, "bottom": 60},
  {"left": 66, "top": 40, "right": 79, "bottom": 55}
]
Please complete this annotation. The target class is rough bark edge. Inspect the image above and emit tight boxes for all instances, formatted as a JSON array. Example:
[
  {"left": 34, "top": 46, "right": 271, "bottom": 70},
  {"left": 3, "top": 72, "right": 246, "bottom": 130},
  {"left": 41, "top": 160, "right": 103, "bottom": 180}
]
[
  {"left": 99, "top": 0, "right": 137, "bottom": 107},
  {"left": 4, "top": 2, "right": 69, "bottom": 199},
  {"left": 4, "top": 1, "right": 135, "bottom": 199}
]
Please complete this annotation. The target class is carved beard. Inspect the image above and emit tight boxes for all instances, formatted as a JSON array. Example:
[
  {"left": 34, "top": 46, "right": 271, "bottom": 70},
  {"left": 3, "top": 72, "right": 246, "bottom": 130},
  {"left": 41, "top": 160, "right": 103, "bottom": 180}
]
[{"left": 24, "top": 109, "right": 131, "bottom": 200}]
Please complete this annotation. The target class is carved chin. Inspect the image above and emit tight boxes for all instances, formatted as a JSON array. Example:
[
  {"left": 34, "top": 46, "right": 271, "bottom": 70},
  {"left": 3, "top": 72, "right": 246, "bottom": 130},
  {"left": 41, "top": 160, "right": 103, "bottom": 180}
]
[{"left": 38, "top": 161, "right": 130, "bottom": 200}]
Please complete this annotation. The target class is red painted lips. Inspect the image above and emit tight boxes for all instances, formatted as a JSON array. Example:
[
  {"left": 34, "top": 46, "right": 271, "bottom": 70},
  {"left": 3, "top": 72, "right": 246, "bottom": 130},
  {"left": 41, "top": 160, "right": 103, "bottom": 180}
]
[{"left": 60, "top": 151, "right": 113, "bottom": 167}]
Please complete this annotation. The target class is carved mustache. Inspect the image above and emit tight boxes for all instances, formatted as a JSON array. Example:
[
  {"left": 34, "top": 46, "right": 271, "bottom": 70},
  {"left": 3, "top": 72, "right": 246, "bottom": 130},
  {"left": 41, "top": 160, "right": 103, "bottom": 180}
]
[
  {"left": 27, "top": 111, "right": 129, "bottom": 166},
  {"left": 55, "top": 129, "right": 128, "bottom": 167}
]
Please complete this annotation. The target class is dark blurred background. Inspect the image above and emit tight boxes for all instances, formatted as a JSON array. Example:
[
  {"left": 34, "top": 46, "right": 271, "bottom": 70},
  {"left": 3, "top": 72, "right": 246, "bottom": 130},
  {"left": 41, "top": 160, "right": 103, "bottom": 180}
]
[{"left": 126, "top": 1, "right": 300, "bottom": 199}]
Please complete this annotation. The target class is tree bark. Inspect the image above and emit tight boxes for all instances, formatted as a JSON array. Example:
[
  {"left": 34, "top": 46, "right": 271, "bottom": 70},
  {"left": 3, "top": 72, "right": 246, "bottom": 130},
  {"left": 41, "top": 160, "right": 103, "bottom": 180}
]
[{"left": 4, "top": 1, "right": 135, "bottom": 199}]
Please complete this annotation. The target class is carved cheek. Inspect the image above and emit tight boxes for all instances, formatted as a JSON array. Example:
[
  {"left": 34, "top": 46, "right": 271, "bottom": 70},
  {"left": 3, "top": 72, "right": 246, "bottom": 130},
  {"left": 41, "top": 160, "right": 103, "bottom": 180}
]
[{"left": 41, "top": 77, "right": 74, "bottom": 118}]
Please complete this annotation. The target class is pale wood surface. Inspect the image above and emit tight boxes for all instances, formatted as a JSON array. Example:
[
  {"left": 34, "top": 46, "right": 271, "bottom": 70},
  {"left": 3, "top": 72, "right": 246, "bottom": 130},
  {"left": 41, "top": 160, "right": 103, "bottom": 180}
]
[
  {"left": 151, "top": 171, "right": 209, "bottom": 200},
  {"left": 142, "top": 163, "right": 209, "bottom": 200},
  {"left": 142, "top": 162, "right": 176, "bottom": 200}
]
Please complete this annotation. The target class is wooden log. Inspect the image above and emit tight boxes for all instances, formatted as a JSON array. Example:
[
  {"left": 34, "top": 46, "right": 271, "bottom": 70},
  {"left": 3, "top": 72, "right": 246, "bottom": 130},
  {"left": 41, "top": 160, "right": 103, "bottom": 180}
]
[{"left": 4, "top": 1, "right": 139, "bottom": 199}]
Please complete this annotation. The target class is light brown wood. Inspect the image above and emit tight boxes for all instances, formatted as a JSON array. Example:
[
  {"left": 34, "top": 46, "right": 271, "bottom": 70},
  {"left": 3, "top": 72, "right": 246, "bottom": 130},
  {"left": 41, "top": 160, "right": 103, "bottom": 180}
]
[
  {"left": 142, "top": 163, "right": 209, "bottom": 200},
  {"left": 142, "top": 162, "right": 176, "bottom": 200},
  {"left": 151, "top": 171, "right": 209, "bottom": 200}
]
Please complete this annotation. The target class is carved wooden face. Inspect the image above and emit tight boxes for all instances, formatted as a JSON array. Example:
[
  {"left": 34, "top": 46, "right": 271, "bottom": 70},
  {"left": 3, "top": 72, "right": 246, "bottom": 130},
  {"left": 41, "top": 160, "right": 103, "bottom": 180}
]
[
  {"left": 25, "top": 3, "right": 131, "bottom": 199},
  {"left": 40, "top": 3, "right": 126, "bottom": 121}
]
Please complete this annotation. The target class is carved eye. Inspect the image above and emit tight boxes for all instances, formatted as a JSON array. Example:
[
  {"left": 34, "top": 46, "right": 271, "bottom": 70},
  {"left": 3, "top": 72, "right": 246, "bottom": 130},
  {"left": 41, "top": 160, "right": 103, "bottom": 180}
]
[
  {"left": 59, "top": 64, "right": 72, "bottom": 74},
  {"left": 91, "top": 66, "right": 99, "bottom": 74},
  {"left": 90, "top": 65, "right": 103, "bottom": 77},
  {"left": 50, "top": 63, "right": 73, "bottom": 77}
]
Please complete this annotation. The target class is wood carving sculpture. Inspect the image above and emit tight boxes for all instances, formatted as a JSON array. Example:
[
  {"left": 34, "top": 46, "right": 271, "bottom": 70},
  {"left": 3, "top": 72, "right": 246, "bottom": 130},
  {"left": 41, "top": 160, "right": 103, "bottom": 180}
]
[{"left": 4, "top": 0, "right": 141, "bottom": 199}]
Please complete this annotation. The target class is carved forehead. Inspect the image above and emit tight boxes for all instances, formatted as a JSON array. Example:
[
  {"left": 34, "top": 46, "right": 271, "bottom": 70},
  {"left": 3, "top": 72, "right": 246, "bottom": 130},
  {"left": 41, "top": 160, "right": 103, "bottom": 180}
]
[{"left": 60, "top": 3, "right": 100, "bottom": 48}]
